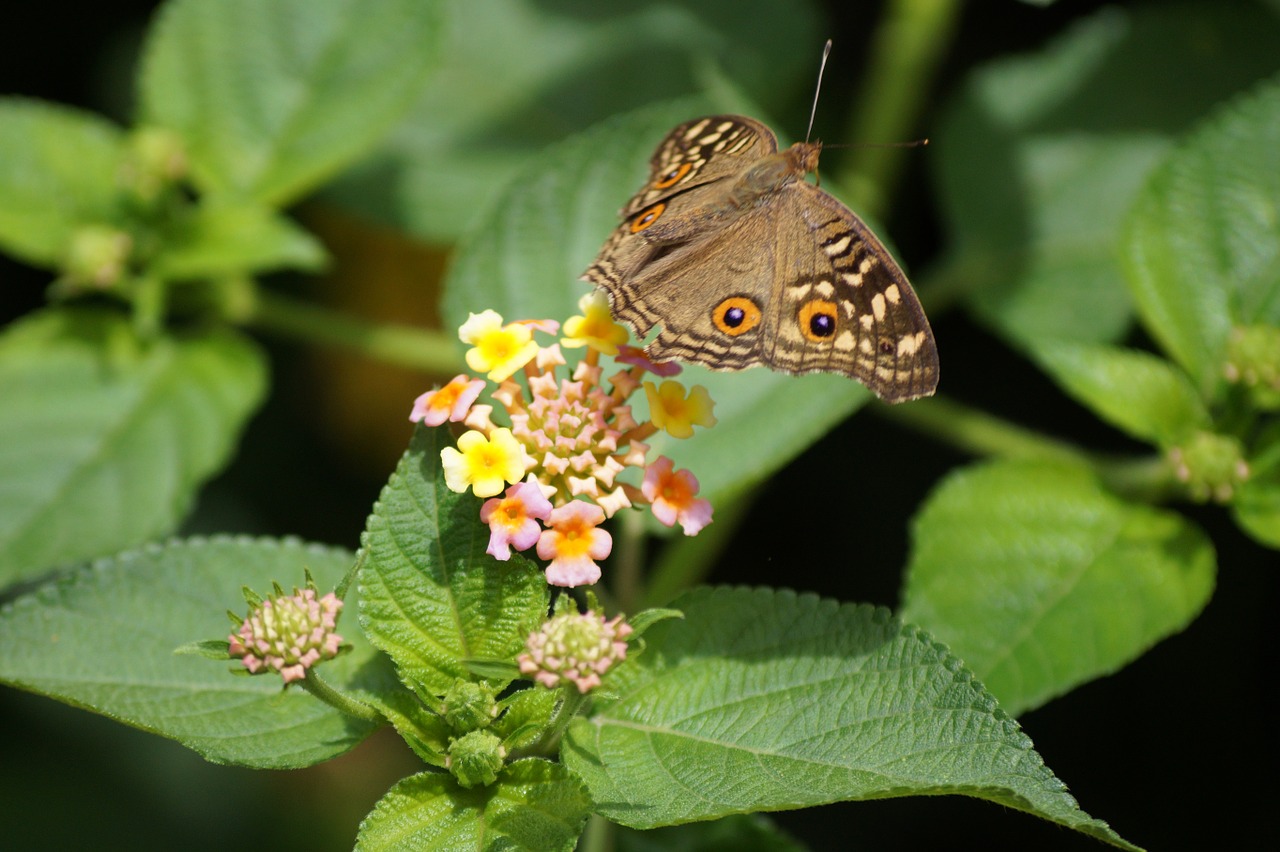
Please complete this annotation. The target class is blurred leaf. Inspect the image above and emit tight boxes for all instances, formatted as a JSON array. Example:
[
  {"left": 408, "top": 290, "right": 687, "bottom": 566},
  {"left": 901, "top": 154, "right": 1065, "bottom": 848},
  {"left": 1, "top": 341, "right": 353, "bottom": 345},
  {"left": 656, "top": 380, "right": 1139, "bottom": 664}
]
[
  {"left": 0, "top": 537, "right": 387, "bottom": 768},
  {"left": 563, "top": 587, "right": 1139, "bottom": 849},
  {"left": 616, "top": 815, "right": 807, "bottom": 852},
  {"left": 0, "top": 309, "right": 266, "bottom": 584},
  {"left": 1034, "top": 341, "right": 1209, "bottom": 445},
  {"left": 1233, "top": 472, "right": 1280, "bottom": 550},
  {"left": 900, "top": 459, "right": 1215, "bottom": 716},
  {"left": 358, "top": 425, "right": 549, "bottom": 696},
  {"left": 153, "top": 198, "right": 328, "bottom": 278},
  {"left": 139, "top": 0, "right": 441, "bottom": 207},
  {"left": 355, "top": 760, "right": 589, "bottom": 851},
  {"left": 323, "top": 0, "right": 823, "bottom": 242},
  {"left": 1122, "top": 73, "right": 1280, "bottom": 395},
  {"left": 933, "top": 3, "right": 1280, "bottom": 352},
  {"left": 0, "top": 98, "right": 124, "bottom": 268},
  {"left": 443, "top": 102, "right": 873, "bottom": 507}
]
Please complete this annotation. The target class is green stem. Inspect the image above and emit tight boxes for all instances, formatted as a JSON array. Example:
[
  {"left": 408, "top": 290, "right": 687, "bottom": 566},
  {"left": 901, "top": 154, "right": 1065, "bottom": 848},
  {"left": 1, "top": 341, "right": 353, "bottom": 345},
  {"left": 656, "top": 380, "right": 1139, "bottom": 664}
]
[
  {"left": 580, "top": 814, "right": 614, "bottom": 852},
  {"left": 641, "top": 487, "right": 756, "bottom": 609},
  {"left": 249, "top": 290, "right": 465, "bottom": 374},
  {"left": 300, "top": 669, "right": 384, "bottom": 725},
  {"left": 612, "top": 511, "right": 647, "bottom": 614},
  {"left": 879, "top": 395, "right": 1181, "bottom": 502},
  {"left": 835, "top": 0, "right": 962, "bottom": 218},
  {"left": 512, "top": 688, "right": 588, "bottom": 760}
]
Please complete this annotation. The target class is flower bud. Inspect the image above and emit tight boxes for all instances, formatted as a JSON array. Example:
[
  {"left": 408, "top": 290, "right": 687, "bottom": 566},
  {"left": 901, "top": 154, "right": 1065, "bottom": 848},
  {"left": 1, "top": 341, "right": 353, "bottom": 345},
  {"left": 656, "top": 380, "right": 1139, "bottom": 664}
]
[
  {"left": 518, "top": 610, "right": 633, "bottom": 693},
  {"left": 441, "top": 680, "right": 499, "bottom": 735},
  {"left": 1168, "top": 430, "right": 1250, "bottom": 503},
  {"left": 445, "top": 730, "right": 506, "bottom": 788},
  {"left": 228, "top": 587, "right": 344, "bottom": 683}
]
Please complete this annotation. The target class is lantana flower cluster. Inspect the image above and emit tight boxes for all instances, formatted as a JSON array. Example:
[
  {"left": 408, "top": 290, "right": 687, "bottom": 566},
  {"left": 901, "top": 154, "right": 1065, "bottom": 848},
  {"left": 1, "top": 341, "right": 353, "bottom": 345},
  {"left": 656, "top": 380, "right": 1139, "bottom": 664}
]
[
  {"left": 517, "top": 609, "right": 634, "bottom": 693},
  {"left": 411, "top": 293, "right": 716, "bottom": 587},
  {"left": 228, "top": 585, "right": 344, "bottom": 684}
]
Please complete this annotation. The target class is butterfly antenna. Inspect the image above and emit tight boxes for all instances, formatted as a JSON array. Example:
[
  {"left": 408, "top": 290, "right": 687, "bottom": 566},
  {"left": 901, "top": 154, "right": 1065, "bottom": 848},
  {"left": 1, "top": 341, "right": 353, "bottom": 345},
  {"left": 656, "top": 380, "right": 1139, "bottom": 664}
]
[{"left": 805, "top": 39, "right": 833, "bottom": 143}]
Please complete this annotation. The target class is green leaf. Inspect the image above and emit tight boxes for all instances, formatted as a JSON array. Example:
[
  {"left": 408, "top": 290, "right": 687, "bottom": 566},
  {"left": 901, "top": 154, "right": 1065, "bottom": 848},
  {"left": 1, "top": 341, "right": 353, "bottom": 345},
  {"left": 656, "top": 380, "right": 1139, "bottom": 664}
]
[
  {"left": 138, "top": 0, "right": 440, "bottom": 207},
  {"left": 1233, "top": 472, "right": 1280, "bottom": 550},
  {"left": 324, "top": 0, "right": 823, "bottom": 242},
  {"left": 0, "top": 536, "right": 385, "bottom": 768},
  {"left": 563, "top": 587, "right": 1138, "bottom": 850},
  {"left": 617, "top": 814, "right": 806, "bottom": 852},
  {"left": 900, "top": 459, "right": 1215, "bottom": 716},
  {"left": 1122, "top": 73, "right": 1280, "bottom": 395},
  {"left": 933, "top": 4, "right": 1280, "bottom": 352},
  {"left": 358, "top": 425, "right": 550, "bottom": 696},
  {"left": 0, "top": 98, "right": 125, "bottom": 268},
  {"left": 493, "top": 687, "right": 557, "bottom": 751},
  {"left": 355, "top": 759, "right": 590, "bottom": 852},
  {"left": 1034, "top": 341, "right": 1209, "bottom": 445},
  {"left": 443, "top": 102, "right": 870, "bottom": 506},
  {"left": 0, "top": 309, "right": 267, "bottom": 584},
  {"left": 152, "top": 197, "right": 327, "bottom": 279}
]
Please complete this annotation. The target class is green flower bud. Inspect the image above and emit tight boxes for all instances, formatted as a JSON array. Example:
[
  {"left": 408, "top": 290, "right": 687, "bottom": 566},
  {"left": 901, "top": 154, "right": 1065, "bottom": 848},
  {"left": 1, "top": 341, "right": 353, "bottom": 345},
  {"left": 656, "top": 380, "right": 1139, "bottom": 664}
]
[
  {"left": 63, "top": 225, "right": 132, "bottom": 287},
  {"left": 441, "top": 680, "right": 498, "bottom": 734},
  {"left": 1167, "top": 430, "right": 1249, "bottom": 503},
  {"left": 446, "top": 730, "right": 506, "bottom": 789}
]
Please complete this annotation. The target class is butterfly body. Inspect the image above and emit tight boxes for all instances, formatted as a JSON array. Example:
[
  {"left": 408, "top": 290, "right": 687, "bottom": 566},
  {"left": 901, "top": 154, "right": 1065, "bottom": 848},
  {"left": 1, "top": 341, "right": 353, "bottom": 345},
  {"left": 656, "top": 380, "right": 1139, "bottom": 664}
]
[{"left": 582, "top": 115, "right": 938, "bottom": 403}]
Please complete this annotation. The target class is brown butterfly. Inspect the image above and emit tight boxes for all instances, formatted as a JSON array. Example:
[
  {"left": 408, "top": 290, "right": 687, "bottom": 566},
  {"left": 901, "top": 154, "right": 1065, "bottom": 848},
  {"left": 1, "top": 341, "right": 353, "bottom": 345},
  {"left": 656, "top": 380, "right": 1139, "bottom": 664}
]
[{"left": 581, "top": 113, "right": 938, "bottom": 403}]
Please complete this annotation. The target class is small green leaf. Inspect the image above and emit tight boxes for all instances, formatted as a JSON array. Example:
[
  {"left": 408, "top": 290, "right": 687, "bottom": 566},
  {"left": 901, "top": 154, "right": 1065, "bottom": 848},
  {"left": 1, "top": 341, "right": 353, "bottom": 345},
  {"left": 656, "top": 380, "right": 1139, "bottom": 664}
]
[
  {"left": 1233, "top": 473, "right": 1280, "bottom": 550},
  {"left": 933, "top": 4, "right": 1280, "bottom": 352},
  {"left": 1122, "top": 73, "right": 1280, "bottom": 394},
  {"left": 900, "top": 459, "right": 1215, "bottom": 716},
  {"left": 138, "top": 0, "right": 440, "bottom": 207},
  {"left": 1034, "top": 341, "right": 1209, "bottom": 444},
  {"left": 444, "top": 102, "right": 870, "bottom": 506},
  {"left": 324, "top": 0, "right": 823, "bottom": 242},
  {"left": 0, "top": 309, "right": 266, "bottom": 584},
  {"left": 563, "top": 587, "right": 1138, "bottom": 850},
  {"left": 152, "top": 198, "right": 327, "bottom": 278},
  {"left": 494, "top": 687, "right": 557, "bottom": 751},
  {"left": 358, "top": 425, "right": 550, "bottom": 696},
  {"left": 355, "top": 760, "right": 590, "bottom": 852},
  {"left": 0, "top": 536, "right": 382, "bottom": 768},
  {"left": 0, "top": 98, "right": 125, "bottom": 268}
]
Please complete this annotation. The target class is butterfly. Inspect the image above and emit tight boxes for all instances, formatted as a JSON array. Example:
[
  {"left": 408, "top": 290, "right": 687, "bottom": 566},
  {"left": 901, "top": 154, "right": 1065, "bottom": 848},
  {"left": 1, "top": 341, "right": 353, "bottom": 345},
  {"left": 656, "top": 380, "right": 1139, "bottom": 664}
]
[{"left": 581, "top": 113, "right": 938, "bottom": 403}]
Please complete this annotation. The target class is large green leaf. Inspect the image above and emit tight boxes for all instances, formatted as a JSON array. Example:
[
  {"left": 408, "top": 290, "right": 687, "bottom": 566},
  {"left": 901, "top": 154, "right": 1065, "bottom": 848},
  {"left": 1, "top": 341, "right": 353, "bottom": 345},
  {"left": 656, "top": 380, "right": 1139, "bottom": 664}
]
[
  {"left": 0, "top": 536, "right": 386, "bottom": 768},
  {"left": 138, "top": 0, "right": 441, "bottom": 207},
  {"left": 1122, "top": 74, "right": 1280, "bottom": 395},
  {"left": 900, "top": 459, "right": 1215, "bottom": 716},
  {"left": 443, "top": 102, "right": 871, "bottom": 506},
  {"left": 355, "top": 760, "right": 590, "bottom": 851},
  {"left": 358, "top": 425, "right": 549, "bottom": 696},
  {"left": 324, "top": 0, "right": 823, "bottom": 242},
  {"left": 0, "top": 98, "right": 124, "bottom": 269},
  {"left": 0, "top": 309, "right": 266, "bottom": 584},
  {"left": 1034, "top": 341, "right": 1209, "bottom": 445},
  {"left": 563, "top": 587, "right": 1138, "bottom": 850},
  {"left": 932, "top": 3, "right": 1280, "bottom": 352}
]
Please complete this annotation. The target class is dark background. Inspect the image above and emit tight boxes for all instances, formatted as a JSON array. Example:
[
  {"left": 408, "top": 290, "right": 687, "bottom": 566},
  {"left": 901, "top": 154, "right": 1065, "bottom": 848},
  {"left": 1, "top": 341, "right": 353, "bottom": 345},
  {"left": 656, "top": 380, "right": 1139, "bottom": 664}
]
[{"left": 1, "top": 3, "right": 1274, "bottom": 850}]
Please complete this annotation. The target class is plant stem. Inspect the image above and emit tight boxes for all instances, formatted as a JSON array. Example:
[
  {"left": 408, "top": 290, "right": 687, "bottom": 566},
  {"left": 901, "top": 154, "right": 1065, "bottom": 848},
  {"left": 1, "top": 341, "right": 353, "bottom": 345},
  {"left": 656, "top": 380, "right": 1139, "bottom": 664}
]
[
  {"left": 835, "top": 0, "right": 962, "bottom": 219},
  {"left": 879, "top": 395, "right": 1181, "bottom": 501},
  {"left": 612, "top": 511, "right": 647, "bottom": 614},
  {"left": 512, "top": 688, "right": 587, "bottom": 760},
  {"left": 249, "top": 290, "right": 464, "bottom": 374},
  {"left": 641, "top": 487, "right": 755, "bottom": 609},
  {"left": 580, "top": 814, "right": 614, "bottom": 852},
  {"left": 300, "top": 669, "right": 384, "bottom": 724}
]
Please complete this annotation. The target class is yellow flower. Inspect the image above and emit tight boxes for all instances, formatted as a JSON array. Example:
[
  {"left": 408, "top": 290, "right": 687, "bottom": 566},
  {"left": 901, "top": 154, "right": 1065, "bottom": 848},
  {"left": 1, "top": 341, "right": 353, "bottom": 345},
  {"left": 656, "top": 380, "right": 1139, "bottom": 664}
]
[
  {"left": 644, "top": 380, "right": 717, "bottom": 439},
  {"left": 459, "top": 310, "right": 539, "bottom": 382},
  {"left": 440, "top": 428, "right": 531, "bottom": 498},
  {"left": 562, "top": 292, "right": 629, "bottom": 355}
]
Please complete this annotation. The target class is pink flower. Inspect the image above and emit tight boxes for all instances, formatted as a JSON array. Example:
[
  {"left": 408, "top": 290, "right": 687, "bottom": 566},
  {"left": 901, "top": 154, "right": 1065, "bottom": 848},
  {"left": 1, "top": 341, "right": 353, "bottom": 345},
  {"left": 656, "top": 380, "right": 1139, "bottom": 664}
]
[
  {"left": 410, "top": 374, "right": 486, "bottom": 426},
  {"left": 615, "top": 344, "right": 682, "bottom": 377},
  {"left": 480, "top": 480, "right": 553, "bottom": 560},
  {"left": 642, "top": 456, "right": 713, "bottom": 535},
  {"left": 536, "top": 500, "right": 612, "bottom": 587}
]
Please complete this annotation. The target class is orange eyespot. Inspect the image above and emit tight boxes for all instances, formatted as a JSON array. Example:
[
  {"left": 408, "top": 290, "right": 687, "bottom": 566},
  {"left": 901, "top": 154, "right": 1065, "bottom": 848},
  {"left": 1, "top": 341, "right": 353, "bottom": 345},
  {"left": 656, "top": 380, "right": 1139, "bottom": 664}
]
[
  {"left": 630, "top": 203, "right": 666, "bottom": 233},
  {"left": 653, "top": 162, "right": 692, "bottom": 189},
  {"left": 798, "top": 300, "right": 839, "bottom": 341},
  {"left": 712, "top": 297, "right": 762, "bottom": 336}
]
